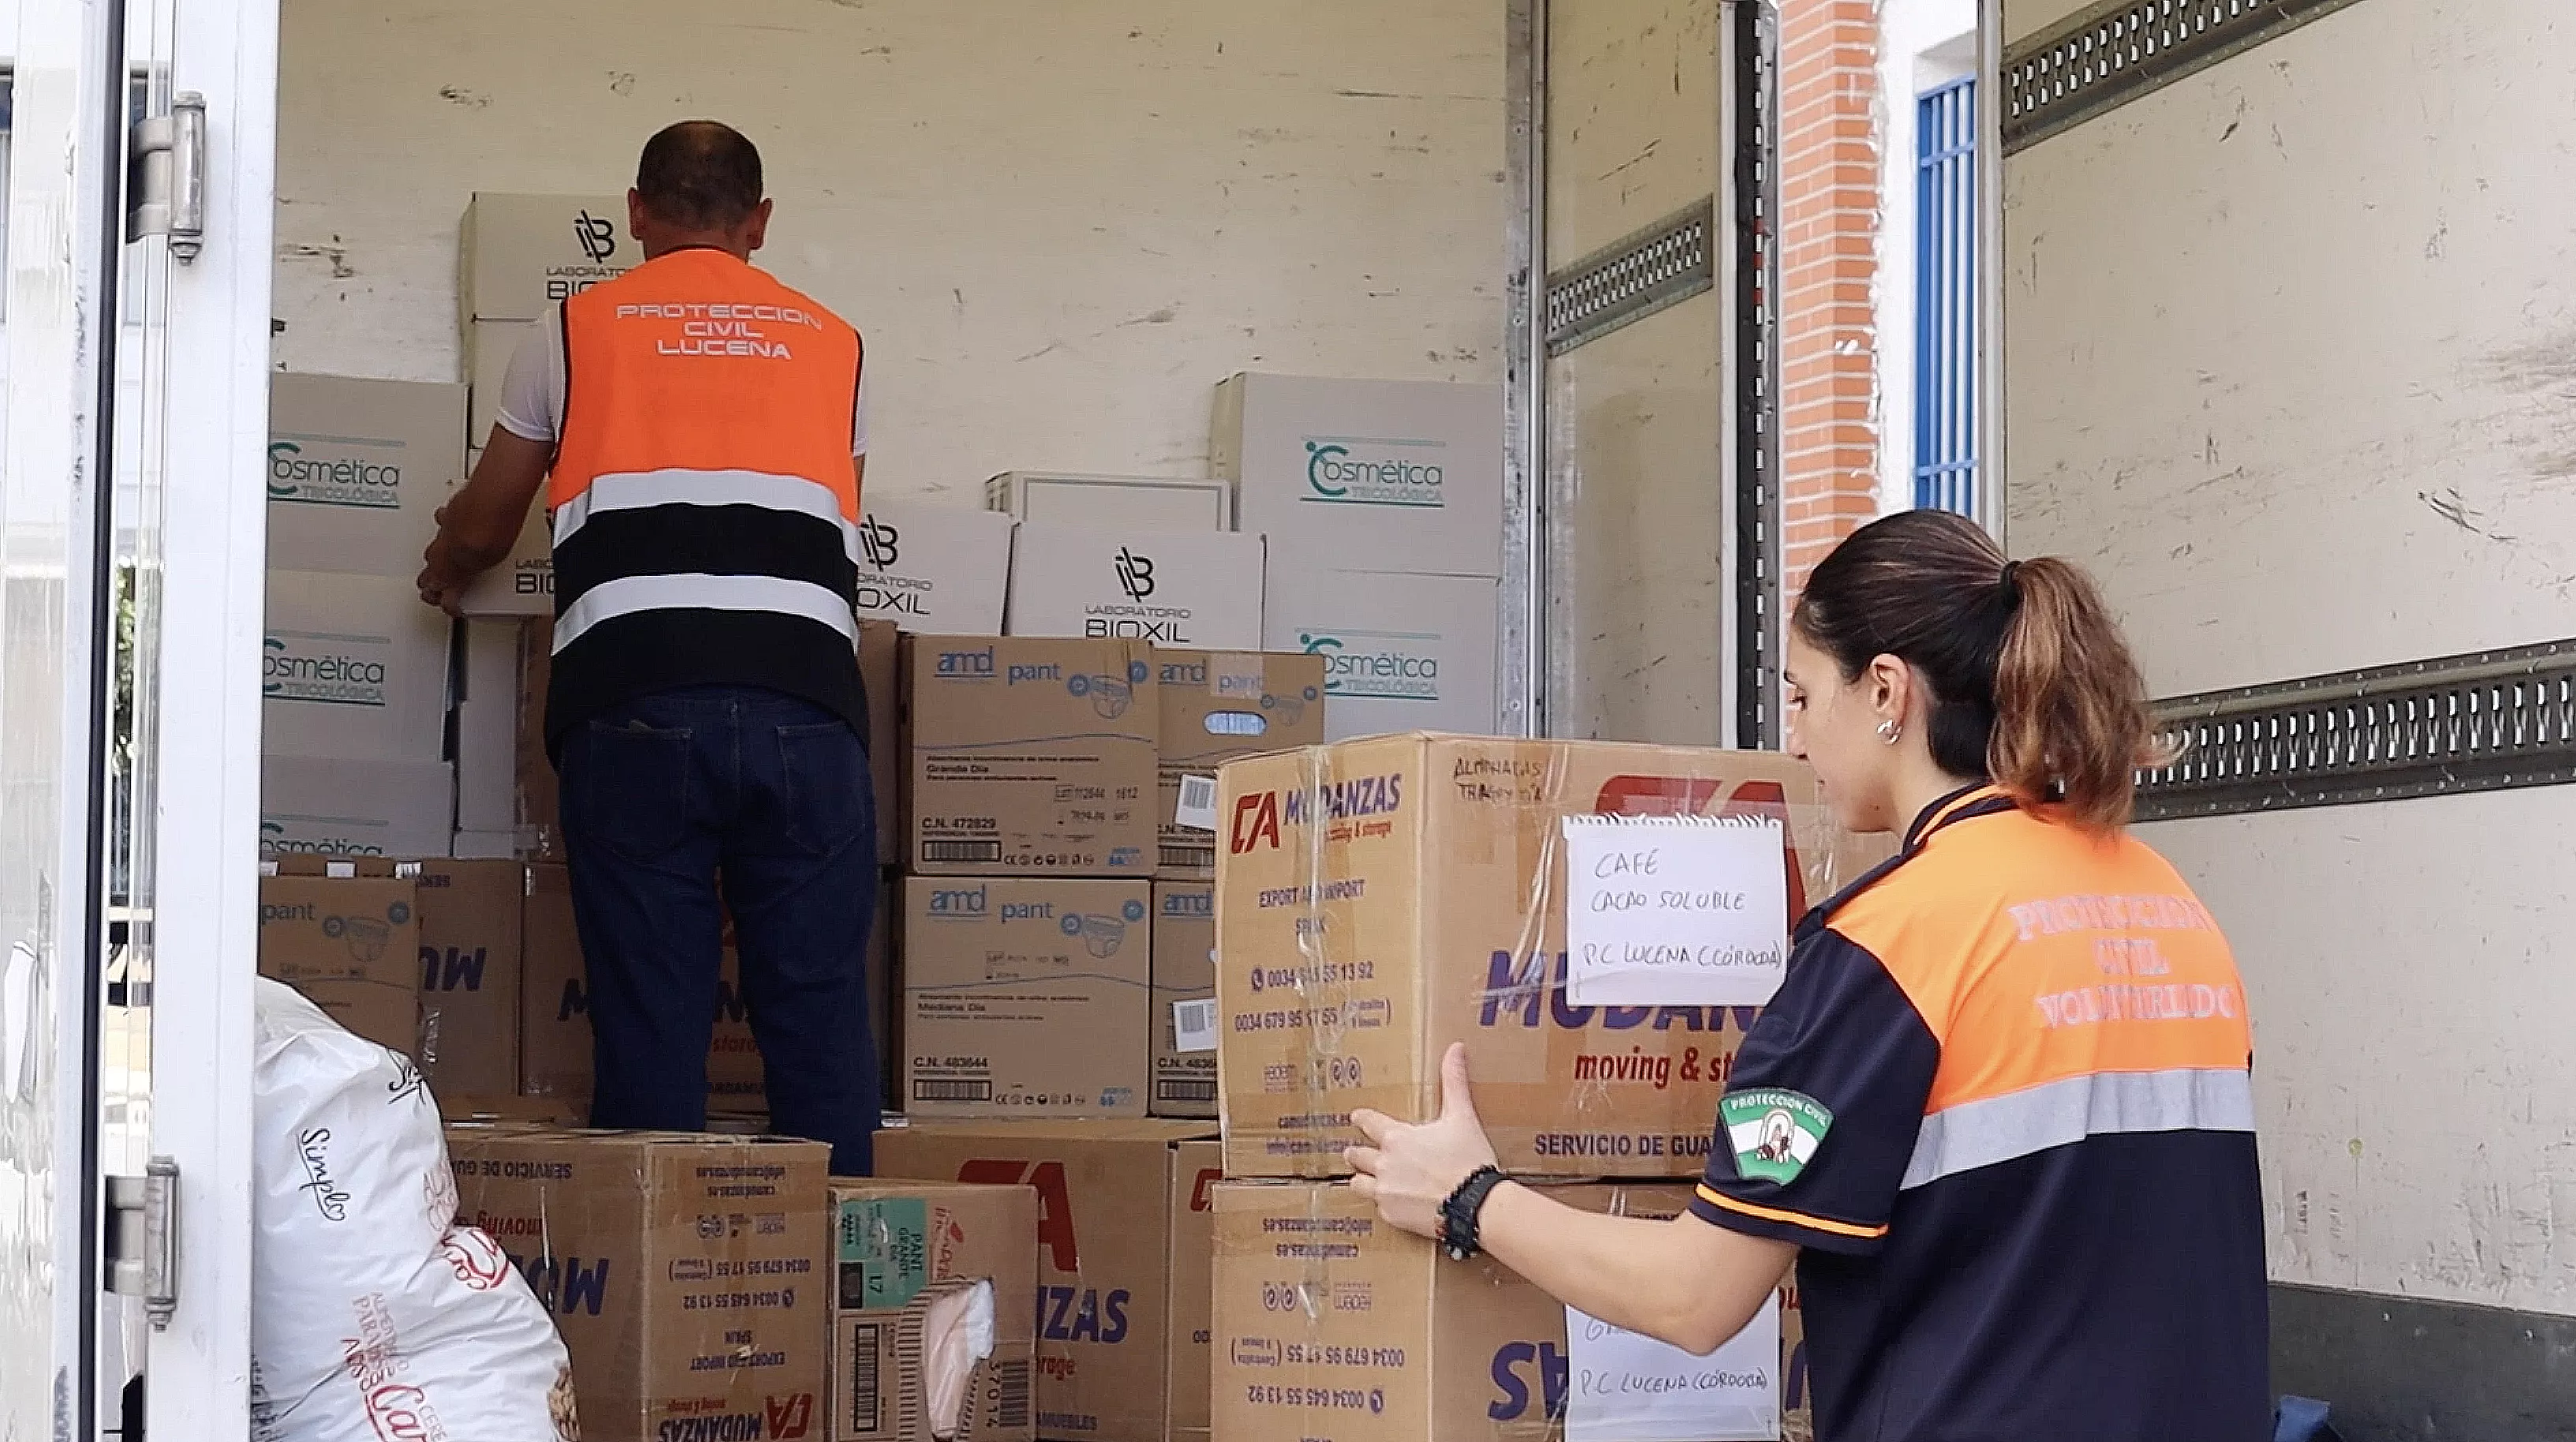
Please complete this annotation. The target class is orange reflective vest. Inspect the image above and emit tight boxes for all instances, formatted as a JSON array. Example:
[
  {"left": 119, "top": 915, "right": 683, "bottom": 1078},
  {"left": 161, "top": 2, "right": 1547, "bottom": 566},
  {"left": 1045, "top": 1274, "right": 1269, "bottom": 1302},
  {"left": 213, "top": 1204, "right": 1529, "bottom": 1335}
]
[{"left": 543, "top": 248, "right": 866, "bottom": 747}]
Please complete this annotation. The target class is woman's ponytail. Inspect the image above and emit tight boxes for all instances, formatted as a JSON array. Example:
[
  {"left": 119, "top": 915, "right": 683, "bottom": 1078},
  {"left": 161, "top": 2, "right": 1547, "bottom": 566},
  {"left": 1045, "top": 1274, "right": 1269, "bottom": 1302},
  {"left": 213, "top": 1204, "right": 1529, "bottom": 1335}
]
[{"left": 1988, "top": 556, "right": 2159, "bottom": 830}]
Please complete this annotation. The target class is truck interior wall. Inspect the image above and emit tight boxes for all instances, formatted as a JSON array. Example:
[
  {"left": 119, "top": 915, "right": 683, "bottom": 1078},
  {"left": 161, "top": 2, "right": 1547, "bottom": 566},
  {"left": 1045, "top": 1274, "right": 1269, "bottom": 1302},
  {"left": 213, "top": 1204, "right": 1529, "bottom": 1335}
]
[
  {"left": 271, "top": 0, "right": 1506, "bottom": 499},
  {"left": 2000, "top": 0, "right": 2576, "bottom": 1428}
]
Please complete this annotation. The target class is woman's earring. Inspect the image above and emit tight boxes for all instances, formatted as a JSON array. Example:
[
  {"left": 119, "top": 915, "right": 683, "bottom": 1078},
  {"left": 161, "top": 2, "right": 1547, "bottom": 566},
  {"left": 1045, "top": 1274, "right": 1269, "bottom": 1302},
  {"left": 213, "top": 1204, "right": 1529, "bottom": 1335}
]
[{"left": 1876, "top": 719, "right": 1902, "bottom": 745}]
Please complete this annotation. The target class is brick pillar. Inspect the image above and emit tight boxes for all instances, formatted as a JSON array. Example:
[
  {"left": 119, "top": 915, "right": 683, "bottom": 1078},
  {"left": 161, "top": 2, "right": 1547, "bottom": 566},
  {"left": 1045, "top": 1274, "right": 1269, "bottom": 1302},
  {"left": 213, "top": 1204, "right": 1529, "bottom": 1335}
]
[{"left": 1778, "top": 0, "right": 1883, "bottom": 597}]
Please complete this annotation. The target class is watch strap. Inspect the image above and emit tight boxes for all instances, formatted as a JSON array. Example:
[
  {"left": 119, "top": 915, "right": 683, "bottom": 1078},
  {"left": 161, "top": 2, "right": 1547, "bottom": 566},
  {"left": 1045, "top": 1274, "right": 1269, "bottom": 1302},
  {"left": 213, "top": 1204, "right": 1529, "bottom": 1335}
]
[{"left": 1439, "top": 1166, "right": 1509, "bottom": 1261}]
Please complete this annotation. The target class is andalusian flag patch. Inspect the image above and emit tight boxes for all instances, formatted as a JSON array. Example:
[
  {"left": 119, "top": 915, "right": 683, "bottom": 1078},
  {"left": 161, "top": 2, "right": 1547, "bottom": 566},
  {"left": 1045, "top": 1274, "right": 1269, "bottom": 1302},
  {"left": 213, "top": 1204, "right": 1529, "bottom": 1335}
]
[{"left": 1719, "top": 1088, "right": 1833, "bottom": 1184}]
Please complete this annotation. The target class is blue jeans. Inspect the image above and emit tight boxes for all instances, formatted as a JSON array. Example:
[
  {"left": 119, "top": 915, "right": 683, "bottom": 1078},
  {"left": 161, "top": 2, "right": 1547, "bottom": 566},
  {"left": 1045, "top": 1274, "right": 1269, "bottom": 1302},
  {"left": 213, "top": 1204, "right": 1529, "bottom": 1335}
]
[{"left": 558, "top": 683, "right": 879, "bottom": 1174}]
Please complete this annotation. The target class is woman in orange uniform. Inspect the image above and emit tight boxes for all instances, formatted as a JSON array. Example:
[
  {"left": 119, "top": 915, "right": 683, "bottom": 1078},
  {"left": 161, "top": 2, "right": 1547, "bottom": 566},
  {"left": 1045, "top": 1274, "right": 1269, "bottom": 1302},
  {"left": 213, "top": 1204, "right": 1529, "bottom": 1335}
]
[{"left": 1347, "top": 509, "right": 2268, "bottom": 1441}]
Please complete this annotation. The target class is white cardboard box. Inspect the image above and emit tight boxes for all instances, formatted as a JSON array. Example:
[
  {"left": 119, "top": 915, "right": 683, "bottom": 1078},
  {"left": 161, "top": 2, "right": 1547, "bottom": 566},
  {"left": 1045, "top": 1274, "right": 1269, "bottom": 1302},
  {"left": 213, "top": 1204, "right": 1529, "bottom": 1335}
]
[
  {"left": 267, "top": 373, "right": 467, "bottom": 577},
  {"left": 1212, "top": 372, "right": 1504, "bottom": 578},
  {"left": 263, "top": 570, "right": 454, "bottom": 762},
  {"left": 454, "top": 618, "right": 522, "bottom": 832},
  {"left": 466, "top": 318, "right": 538, "bottom": 447},
  {"left": 458, "top": 192, "right": 633, "bottom": 327},
  {"left": 452, "top": 474, "right": 554, "bottom": 618},
  {"left": 985, "top": 472, "right": 1234, "bottom": 532},
  {"left": 853, "top": 499, "right": 1014, "bottom": 633},
  {"left": 1260, "top": 566, "right": 1499, "bottom": 739},
  {"left": 448, "top": 829, "right": 525, "bottom": 861},
  {"left": 1006, "top": 522, "right": 1264, "bottom": 648},
  {"left": 260, "top": 756, "right": 454, "bottom": 859}
]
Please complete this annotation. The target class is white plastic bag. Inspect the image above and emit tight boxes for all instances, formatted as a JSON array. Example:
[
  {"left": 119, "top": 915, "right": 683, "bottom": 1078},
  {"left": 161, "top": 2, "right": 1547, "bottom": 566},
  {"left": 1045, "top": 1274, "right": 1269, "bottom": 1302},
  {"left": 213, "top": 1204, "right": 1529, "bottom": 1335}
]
[{"left": 251, "top": 977, "right": 580, "bottom": 1441}]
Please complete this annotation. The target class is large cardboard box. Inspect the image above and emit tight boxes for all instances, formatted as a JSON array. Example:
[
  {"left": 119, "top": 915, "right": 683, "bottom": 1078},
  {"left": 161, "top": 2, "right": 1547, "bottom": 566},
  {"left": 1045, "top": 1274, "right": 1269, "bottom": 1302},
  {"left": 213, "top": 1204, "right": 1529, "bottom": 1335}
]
[
  {"left": 830, "top": 1179, "right": 1040, "bottom": 1442},
  {"left": 1153, "top": 650, "right": 1326, "bottom": 877},
  {"left": 1005, "top": 524, "right": 1264, "bottom": 650},
  {"left": 1260, "top": 566, "right": 1498, "bottom": 739},
  {"left": 458, "top": 192, "right": 634, "bottom": 326},
  {"left": 855, "top": 500, "right": 1014, "bottom": 633},
  {"left": 874, "top": 1121, "right": 1222, "bottom": 1442},
  {"left": 1148, "top": 881, "right": 1215, "bottom": 1119},
  {"left": 1211, "top": 373, "right": 1503, "bottom": 579},
  {"left": 454, "top": 618, "right": 523, "bottom": 835},
  {"left": 986, "top": 473, "right": 1233, "bottom": 532},
  {"left": 467, "top": 317, "right": 538, "bottom": 446},
  {"left": 901, "top": 877, "right": 1151, "bottom": 1119},
  {"left": 1215, "top": 734, "right": 1884, "bottom": 1179},
  {"left": 263, "top": 570, "right": 454, "bottom": 763},
  {"left": 517, "top": 618, "right": 562, "bottom": 861},
  {"left": 257, "top": 858, "right": 421, "bottom": 1055},
  {"left": 860, "top": 619, "right": 902, "bottom": 860},
  {"left": 905, "top": 637, "right": 1157, "bottom": 877},
  {"left": 446, "top": 1129, "right": 831, "bottom": 1441},
  {"left": 414, "top": 859, "right": 523, "bottom": 1099},
  {"left": 1209, "top": 1181, "right": 1795, "bottom": 1442},
  {"left": 266, "top": 373, "right": 466, "bottom": 577},
  {"left": 259, "top": 755, "right": 454, "bottom": 859}
]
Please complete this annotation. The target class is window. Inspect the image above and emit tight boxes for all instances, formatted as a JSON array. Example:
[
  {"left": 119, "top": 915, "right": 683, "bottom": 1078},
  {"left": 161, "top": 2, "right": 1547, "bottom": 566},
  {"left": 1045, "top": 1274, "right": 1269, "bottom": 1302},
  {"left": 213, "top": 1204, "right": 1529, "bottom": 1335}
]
[
  {"left": 0, "top": 70, "right": 154, "bottom": 323},
  {"left": 1913, "top": 75, "right": 1977, "bottom": 516}
]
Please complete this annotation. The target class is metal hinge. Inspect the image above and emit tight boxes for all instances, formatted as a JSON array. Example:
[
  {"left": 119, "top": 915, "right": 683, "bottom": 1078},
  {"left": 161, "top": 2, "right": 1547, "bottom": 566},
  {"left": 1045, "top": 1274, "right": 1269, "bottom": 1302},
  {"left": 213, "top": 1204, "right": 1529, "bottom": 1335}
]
[
  {"left": 105, "top": 1157, "right": 179, "bottom": 1328},
  {"left": 126, "top": 92, "right": 207, "bottom": 261}
]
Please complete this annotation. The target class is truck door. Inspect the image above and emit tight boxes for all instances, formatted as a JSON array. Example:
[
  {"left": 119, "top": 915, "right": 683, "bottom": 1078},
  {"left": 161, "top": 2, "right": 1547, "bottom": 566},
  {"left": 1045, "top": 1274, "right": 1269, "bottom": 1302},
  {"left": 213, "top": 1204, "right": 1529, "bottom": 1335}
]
[{"left": 0, "top": 0, "right": 274, "bottom": 1433}]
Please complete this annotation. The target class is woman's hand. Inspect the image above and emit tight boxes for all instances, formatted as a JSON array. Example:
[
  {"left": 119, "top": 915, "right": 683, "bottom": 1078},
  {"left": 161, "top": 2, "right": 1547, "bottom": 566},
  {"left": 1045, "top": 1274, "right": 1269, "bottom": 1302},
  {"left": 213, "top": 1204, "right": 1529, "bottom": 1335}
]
[{"left": 1345, "top": 1042, "right": 1499, "bottom": 1239}]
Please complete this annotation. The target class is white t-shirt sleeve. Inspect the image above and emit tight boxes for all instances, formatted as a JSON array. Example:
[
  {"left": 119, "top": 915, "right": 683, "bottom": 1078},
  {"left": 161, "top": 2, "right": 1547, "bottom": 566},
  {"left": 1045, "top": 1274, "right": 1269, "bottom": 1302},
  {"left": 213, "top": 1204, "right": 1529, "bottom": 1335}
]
[
  {"left": 491, "top": 308, "right": 565, "bottom": 445},
  {"left": 491, "top": 304, "right": 871, "bottom": 458}
]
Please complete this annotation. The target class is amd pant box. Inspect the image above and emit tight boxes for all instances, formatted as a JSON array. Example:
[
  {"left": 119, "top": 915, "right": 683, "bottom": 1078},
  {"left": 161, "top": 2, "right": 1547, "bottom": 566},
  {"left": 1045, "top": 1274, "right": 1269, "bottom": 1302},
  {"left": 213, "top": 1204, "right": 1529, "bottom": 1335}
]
[
  {"left": 901, "top": 877, "right": 1151, "bottom": 1119},
  {"left": 830, "top": 1179, "right": 1041, "bottom": 1442},
  {"left": 445, "top": 1129, "right": 831, "bottom": 1442},
  {"left": 874, "top": 1120, "right": 1222, "bottom": 1442},
  {"left": 904, "top": 637, "right": 1157, "bottom": 877},
  {"left": 1149, "top": 881, "right": 1216, "bottom": 1119},
  {"left": 1152, "top": 649, "right": 1327, "bottom": 877},
  {"left": 266, "top": 373, "right": 465, "bottom": 578},
  {"left": 413, "top": 859, "right": 524, "bottom": 1099},
  {"left": 1215, "top": 734, "right": 1887, "bottom": 1179},
  {"left": 1210, "top": 1182, "right": 1794, "bottom": 1442},
  {"left": 257, "top": 857, "right": 421, "bottom": 1056}
]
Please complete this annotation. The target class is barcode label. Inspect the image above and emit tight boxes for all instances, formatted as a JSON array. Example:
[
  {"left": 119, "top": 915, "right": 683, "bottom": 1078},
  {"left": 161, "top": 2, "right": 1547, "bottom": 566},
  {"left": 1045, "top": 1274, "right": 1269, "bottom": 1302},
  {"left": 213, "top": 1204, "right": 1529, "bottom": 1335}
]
[
  {"left": 911, "top": 1078, "right": 994, "bottom": 1103},
  {"left": 1173, "top": 999, "right": 1219, "bottom": 1054},
  {"left": 1156, "top": 1078, "right": 1219, "bottom": 1103},
  {"left": 1159, "top": 842, "right": 1216, "bottom": 871},
  {"left": 1174, "top": 775, "right": 1219, "bottom": 832},
  {"left": 920, "top": 839, "right": 1002, "bottom": 864},
  {"left": 991, "top": 1358, "right": 1032, "bottom": 1430},
  {"left": 845, "top": 1321, "right": 884, "bottom": 1433}
]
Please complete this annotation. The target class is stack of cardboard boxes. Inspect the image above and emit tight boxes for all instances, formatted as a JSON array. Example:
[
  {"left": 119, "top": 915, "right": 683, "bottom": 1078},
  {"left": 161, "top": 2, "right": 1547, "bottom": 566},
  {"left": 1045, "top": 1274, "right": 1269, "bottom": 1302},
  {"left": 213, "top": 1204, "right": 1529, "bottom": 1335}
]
[{"left": 1202, "top": 734, "right": 1886, "bottom": 1441}]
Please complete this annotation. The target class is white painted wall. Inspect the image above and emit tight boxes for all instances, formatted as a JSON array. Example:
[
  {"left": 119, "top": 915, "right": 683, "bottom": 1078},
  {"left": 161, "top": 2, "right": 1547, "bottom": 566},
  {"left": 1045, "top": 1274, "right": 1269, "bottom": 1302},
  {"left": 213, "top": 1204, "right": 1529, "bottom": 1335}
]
[
  {"left": 271, "top": 0, "right": 1505, "bottom": 505},
  {"left": 1874, "top": 0, "right": 1977, "bottom": 516},
  {"left": 2005, "top": 0, "right": 2576, "bottom": 1313}
]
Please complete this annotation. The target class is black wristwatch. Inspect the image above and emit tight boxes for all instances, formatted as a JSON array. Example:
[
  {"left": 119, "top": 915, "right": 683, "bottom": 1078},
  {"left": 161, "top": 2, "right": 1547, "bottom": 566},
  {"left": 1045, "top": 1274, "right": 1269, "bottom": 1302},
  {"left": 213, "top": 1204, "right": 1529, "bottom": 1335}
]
[{"left": 1438, "top": 1166, "right": 1510, "bottom": 1260}]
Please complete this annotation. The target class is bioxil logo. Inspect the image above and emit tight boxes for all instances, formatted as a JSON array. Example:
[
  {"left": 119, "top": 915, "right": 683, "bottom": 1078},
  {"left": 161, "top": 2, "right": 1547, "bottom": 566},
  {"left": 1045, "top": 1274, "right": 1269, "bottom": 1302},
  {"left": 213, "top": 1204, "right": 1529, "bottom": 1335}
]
[
  {"left": 573, "top": 209, "right": 618, "bottom": 264},
  {"left": 1299, "top": 629, "right": 1439, "bottom": 702},
  {"left": 1303, "top": 435, "right": 1446, "bottom": 509},
  {"left": 267, "top": 439, "right": 402, "bottom": 509},
  {"left": 858, "top": 516, "right": 900, "bottom": 570},
  {"left": 1114, "top": 547, "right": 1155, "bottom": 602}
]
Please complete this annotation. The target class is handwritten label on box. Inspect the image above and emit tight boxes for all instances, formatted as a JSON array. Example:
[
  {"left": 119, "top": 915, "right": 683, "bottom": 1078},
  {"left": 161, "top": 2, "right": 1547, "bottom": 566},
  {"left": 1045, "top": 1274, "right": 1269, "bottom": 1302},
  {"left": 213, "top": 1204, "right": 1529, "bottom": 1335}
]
[
  {"left": 1565, "top": 1295, "right": 1781, "bottom": 1442},
  {"left": 1562, "top": 814, "right": 1789, "bottom": 1007}
]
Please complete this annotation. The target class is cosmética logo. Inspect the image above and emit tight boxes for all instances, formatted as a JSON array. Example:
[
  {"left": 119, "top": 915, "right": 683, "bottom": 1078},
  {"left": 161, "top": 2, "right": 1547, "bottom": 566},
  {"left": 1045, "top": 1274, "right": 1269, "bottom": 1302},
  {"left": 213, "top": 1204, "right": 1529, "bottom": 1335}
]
[{"left": 1302, "top": 435, "right": 1447, "bottom": 509}]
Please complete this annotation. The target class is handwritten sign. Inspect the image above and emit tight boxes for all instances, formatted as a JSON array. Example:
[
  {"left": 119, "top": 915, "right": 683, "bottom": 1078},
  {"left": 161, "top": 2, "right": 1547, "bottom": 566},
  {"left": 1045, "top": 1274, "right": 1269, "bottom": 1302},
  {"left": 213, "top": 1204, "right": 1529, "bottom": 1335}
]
[
  {"left": 1565, "top": 1295, "right": 1781, "bottom": 1442},
  {"left": 1562, "top": 815, "right": 1789, "bottom": 1007}
]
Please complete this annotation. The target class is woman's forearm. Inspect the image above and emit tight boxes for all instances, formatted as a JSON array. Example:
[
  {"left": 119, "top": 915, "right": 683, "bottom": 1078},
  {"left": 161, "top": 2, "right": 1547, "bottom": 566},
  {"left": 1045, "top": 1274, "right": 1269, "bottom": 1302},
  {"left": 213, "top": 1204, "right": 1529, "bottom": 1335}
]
[{"left": 1476, "top": 1181, "right": 1794, "bottom": 1356}]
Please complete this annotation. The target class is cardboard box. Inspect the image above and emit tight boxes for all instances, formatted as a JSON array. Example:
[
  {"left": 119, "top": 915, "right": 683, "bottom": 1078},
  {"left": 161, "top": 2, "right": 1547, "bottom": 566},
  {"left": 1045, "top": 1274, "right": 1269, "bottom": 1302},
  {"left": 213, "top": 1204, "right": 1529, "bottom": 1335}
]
[
  {"left": 259, "top": 755, "right": 454, "bottom": 859},
  {"left": 1211, "top": 373, "right": 1503, "bottom": 578},
  {"left": 901, "top": 877, "right": 1151, "bottom": 1118},
  {"left": 414, "top": 859, "right": 524, "bottom": 1099},
  {"left": 1149, "top": 882, "right": 1215, "bottom": 1119},
  {"left": 1210, "top": 1181, "right": 1795, "bottom": 1442},
  {"left": 830, "top": 1179, "right": 1040, "bottom": 1442},
  {"left": 855, "top": 500, "right": 1014, "bottom": 633},
  {"left": 467, "top": 317, "right": 538, "bottom": 446},
  {"left": 437, "top": 1093, "right": 573, "bottom": 1125},
  {"left": 860, "top": 619, "right": 902, "bottom": 860},
  {"left": 1215, "top": 734, "right": 1885, "bottom": 1179},
  {"left": 517, "top": 618, "right": 562, "bottom": 860},
  {"left": 445, "top": 1129, "right": 831, "bottom": 1440},
  {"left": 450, "top": 829, "right": 521, "bottom": 860},
  {"left": 458, "top": 192, "right": 634, "bottom": 326},
  {"left": 1260, "top": 567, "right": 1497, "bottom": 739},
  {"left": 263, "top": 570, "right": 454, "bottom": 763},
  {"left": 905, "top": 637, "right": 1157, "bottom": 877},
  {"left": 455, "top": 618, "right": 523, "bottom": 835},
  {"left": 266, "top": 373, "right": 466, "bottom": 577},
  {"left": 257, "top": 858, "right": 421, "bottom": 1055},
  {"left": 1153, "top": 650, "right": 1327, "bottom": 877},
  {"left": 1005, "top": 523, "right": 1264, "bottom": 650},
  {"left": 873, "top": 1121, "right": 1222, "bottom": 1442},
  {"left": 455, "top": 479, "right": 554, "bottom": 618},
  {"left": 986, "top": 473, "right": 1234, "bottom": 532}
]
